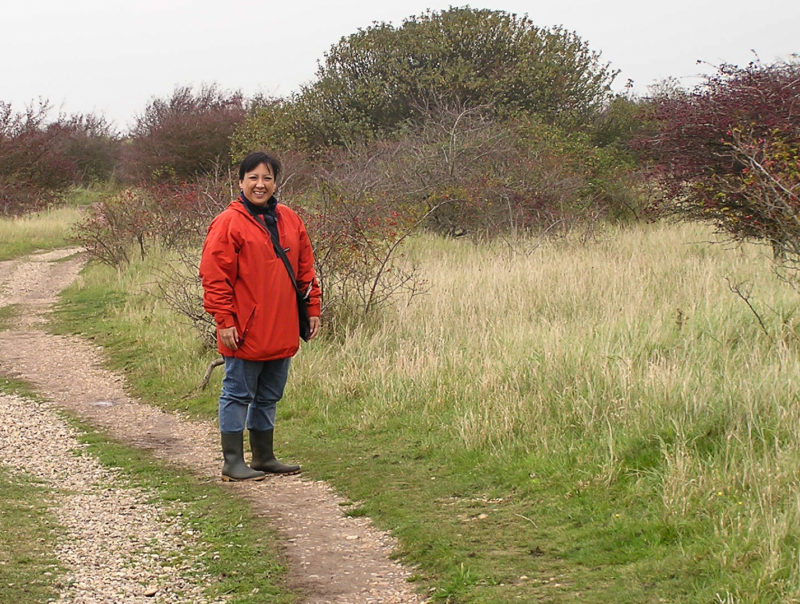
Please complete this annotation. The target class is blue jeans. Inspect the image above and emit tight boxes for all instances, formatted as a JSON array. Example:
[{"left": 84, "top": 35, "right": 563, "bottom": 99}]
[{"left": 218, "top": 356, "right": 291, "bottom": 433}]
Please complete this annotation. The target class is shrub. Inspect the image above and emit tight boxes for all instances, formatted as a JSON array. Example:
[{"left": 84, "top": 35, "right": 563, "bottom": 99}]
[
  {"left": 57, "top": 113, "right": 120, "bottom": 184},
  {"left": 0, "top": 100, "right": 119, "bottom": 215},
  {"left": 376, "top": 105, "right": 644, "bottom": 237},
  {"left": 122, "top": 84, "right": 248, "bottom": 183},
  {"left": 638, "top": 60, "right": 800, "bottom": 256},
  {"left": 73, "top": 174, "right": 230, "bottom": 267},
  {"left": 298, "top": 146, "right": 431, "bottom": 327},
  {"left": 0, "top": 101, "right": 72, "bottom": 214}
]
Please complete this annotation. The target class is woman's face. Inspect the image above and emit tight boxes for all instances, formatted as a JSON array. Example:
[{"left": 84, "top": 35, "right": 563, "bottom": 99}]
[{"left": 240, "top": 163, "right": 276, "bottom": 206}]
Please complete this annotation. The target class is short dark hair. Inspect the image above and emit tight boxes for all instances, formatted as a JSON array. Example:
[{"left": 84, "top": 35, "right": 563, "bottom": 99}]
[{"left": 238, "top": 152, "right": 281, "bottom": 182}]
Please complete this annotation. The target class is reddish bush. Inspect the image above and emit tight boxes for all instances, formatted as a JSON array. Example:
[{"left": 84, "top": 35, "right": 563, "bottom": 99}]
[
  {"left": 75, "top": 184, "right": 195, "bottom": 266},
  {"left": 638, "top": 60, "right": 800, "bottom": 255},
  {"left": 1, "top": 101, "right": 73, "bottom": 214},
  {"left": 57, "top": 113, "right": 120, "bottom": 184},
  {"left": 300, "top": 149, "right": 429, "bottom": 325},
  {"left": 0, "top": 100, "right": 119, "bottom": 214},
  {"left": 121, "top": 84, "right": 248, "bottom": 183}
]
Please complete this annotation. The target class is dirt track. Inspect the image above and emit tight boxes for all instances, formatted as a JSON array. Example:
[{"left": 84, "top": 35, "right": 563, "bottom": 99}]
[{"left": 0, "top": 248, "right": 425, "bottom": 603}]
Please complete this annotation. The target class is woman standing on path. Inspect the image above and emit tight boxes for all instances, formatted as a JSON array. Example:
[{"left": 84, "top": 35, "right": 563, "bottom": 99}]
[{"left": 200, "top": 151, "right": 321, "bottom": 481}]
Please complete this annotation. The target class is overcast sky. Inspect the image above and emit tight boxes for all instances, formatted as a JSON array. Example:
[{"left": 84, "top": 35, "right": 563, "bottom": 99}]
[{"left": 2, "top": 0, "right": 798, "bottom": 131}]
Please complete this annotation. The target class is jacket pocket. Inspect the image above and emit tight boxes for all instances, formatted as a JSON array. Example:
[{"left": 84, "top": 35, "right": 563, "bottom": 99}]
[{"left": 238, "top": 305, "right": 257, "bottom": 346}]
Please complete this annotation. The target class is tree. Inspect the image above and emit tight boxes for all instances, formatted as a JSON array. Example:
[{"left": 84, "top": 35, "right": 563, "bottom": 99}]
[
  {"left": 639, "top": 60, "right": 800, "bottom": 256},
  {"left": 122, "top": 84, "right": 248, "bottom": 182},
  {"left": 235, "top": 7, "right": 617, "bottom": 151}
]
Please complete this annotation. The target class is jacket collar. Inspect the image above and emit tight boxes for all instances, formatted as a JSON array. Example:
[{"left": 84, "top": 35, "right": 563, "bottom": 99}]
[{"left": 239, "top": 191, "right": 277, "bottom": 214}]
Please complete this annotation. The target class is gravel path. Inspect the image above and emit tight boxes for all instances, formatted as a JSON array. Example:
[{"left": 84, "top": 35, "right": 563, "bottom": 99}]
[
  {"left": 0, "top": 248, "right": 426, "bottom": 603},
  {"left": 0, "top": 392, "right": 220, "bottom": 603}
]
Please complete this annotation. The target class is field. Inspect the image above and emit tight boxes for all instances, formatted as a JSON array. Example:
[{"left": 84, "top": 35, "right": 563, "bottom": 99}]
[{"left": 43, "top": 218, "right": 800, "bottom": 602}]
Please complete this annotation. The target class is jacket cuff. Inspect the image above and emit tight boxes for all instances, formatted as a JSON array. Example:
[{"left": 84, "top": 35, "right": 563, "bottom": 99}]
[
  {"left": 215, "top": 313, "right": 235, "bottom": 329},
  {"left": 307, "top": 302, "right": 321, "bottom": 317}
]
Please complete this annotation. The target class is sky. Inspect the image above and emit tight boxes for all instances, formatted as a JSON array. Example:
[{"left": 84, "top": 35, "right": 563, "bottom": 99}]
[{"left": 2, "top": 0, "right": 798, "bottom": 132}]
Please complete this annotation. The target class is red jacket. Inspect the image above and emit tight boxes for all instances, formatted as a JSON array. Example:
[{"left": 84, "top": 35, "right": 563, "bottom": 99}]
[{"left": 200, "top": 199, "right": 321, "bottom": 360}]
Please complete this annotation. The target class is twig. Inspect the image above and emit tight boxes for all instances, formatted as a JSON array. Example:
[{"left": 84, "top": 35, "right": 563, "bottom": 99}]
[
  {"left": 199, "top": 357, "right": 224, "bottom": 391},
  {"left": 514, "top": 513, "right": 538, "bottom": 528},
  {"left": 726, "top": 278, "right": 773, "bottom": 342}
]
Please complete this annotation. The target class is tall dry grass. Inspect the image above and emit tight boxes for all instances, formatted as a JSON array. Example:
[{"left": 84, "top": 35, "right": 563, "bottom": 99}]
[
  {"left": 60, "top": 219, "right": 800, "bottom": 599},
  {"left": 0, "top": 206, "right": 82, "bottom": 260},
  {"left": 290, "top": 221, "right": 800, "bottom": 598}
]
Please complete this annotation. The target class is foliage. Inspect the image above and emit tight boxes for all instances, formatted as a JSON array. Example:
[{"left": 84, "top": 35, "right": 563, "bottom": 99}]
[
  {"left": 122, "top": 84, "right": 248, "bottom": 183},
  {"left": 231, "top": 97, "right": 320, "bottom": 159},
  {"left": 154, "top": 247, "right": 218, "bottom": 350},
  {"left": 299, "top": 147, "right": 432, "bottom": 328},
  {"left": 73, "top": 167, "right": 234, "bottom": 268},
  {"left": 55, "top": 113, "right": 120, "bottom": 184},
  {"left": 322, "top": 104, "right": 646, "bottom": 240},
  {"left": 234, "top": 7, "right": 617, "bottom": 151},
  {"left": 408, "top": 106, "right": 646, "bottom": 235},
  {"left": 590, "top": 92, "right": 649, "bottom": 151},
  {"left": 75, "top": 185, "right": 195, "bottom": 266},
  {"left": 639, "top": 60, "right": 800, "bottom": 256},
  {"left": 0, "top": 100, "right": 117, "bottom": 215}
]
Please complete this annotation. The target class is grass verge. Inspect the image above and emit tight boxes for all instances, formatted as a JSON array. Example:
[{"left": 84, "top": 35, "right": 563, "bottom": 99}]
[
  {"left": 0, "top": 467, "right": 62, "bottom": 604},
  {"left": 0, "top": 206, "right": 82, "bottom": 261},
  {"left": 0, "top": 185, "right": 112, "bottom": 261},
  {"left": 0, "top": 378, "right": 61, "bottom": 603}
]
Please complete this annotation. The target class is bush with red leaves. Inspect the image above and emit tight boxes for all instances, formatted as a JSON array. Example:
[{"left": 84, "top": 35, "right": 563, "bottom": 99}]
[
  {"left": 0, "top": 100, "right": 119, "bottom": 215},
  {"left": 121, "top": 84, "right": 248, "bottom": 183},
  {"left": 639, "top": 60, "right": 800, "bottom": 256}
]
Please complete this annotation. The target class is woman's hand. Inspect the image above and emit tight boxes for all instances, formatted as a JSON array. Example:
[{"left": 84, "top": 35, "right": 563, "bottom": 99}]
[
  {"left": 308, "top": 316, "right": 321, "bottom": 340},
  {"left": 218, "top": 326, "right": 239, "bottom": 350}
]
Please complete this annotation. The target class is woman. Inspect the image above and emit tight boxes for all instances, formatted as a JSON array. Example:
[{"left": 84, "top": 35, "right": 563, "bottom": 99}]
[{"left": 200, "top": 151, "right": 321, "bottom": 481}]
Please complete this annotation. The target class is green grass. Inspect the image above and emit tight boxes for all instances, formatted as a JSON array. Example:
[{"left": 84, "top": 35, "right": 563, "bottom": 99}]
[
  {"left": 0, "top": 379, "right": 61, "bottom": 603},
  {"left": 0, "top": 206, "right": 81, "bottom": 260},
  {"left": 0, "top": 376, "right": 44, "bottom": 401},
  {"left": 0, "top": 467, "right": 62, "bottom": 604},
  {"left": 62, "top": 182, "right": 116, "bottom": 208},
  {"left": 0, "top": 304, "right": 20, "bottom": 331},
  {"left": 49, "top": 221, "right": 800, "bottom": 602},
  {"left": 0, "top": 185, "right": 113, "bottom": 260}
]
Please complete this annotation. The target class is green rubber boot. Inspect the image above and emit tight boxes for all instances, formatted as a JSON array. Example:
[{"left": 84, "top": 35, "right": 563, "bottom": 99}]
[
  {"left": 250, "top": 429, "right": 301, "bottom": 474},
  {"left": 221, "top": 432, "right": 265, "bottom": 481}
]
